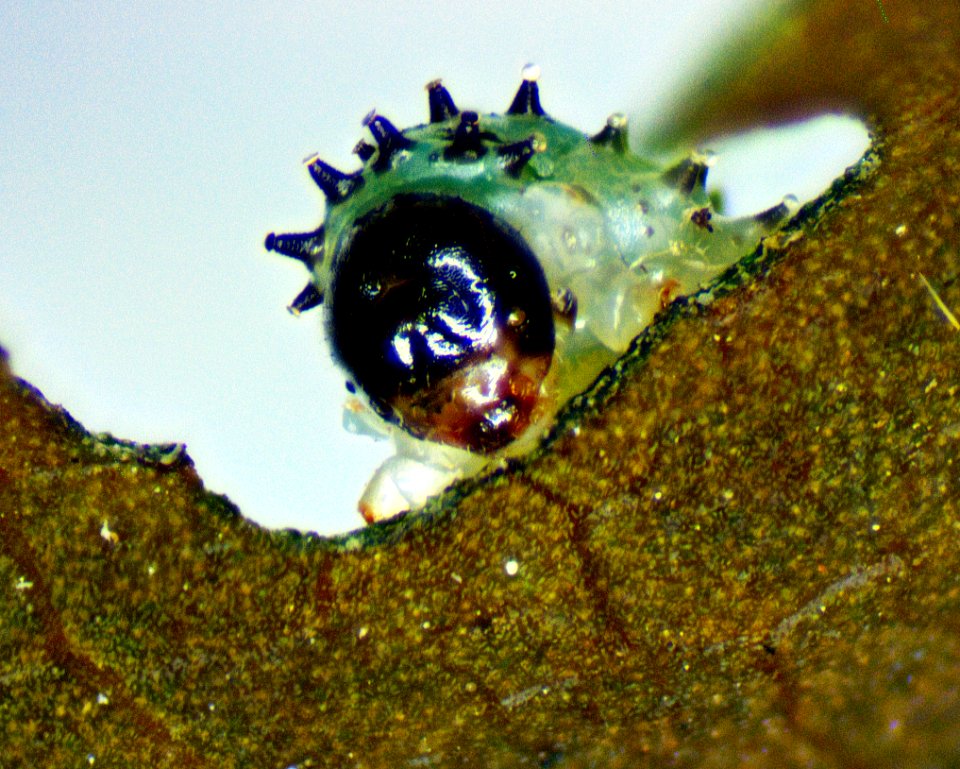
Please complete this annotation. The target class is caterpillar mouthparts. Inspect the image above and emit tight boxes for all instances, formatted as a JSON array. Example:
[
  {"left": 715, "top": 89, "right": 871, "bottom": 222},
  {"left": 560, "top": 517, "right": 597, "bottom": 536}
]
[{"left": 266, "top": 67, "right": 795, "bottom": 524}]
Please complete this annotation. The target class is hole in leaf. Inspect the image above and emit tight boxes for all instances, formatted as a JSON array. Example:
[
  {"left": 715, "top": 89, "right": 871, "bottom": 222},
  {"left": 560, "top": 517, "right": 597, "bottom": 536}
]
[{"left": 706, "top": 114, "right": 872, "bottom": 216}]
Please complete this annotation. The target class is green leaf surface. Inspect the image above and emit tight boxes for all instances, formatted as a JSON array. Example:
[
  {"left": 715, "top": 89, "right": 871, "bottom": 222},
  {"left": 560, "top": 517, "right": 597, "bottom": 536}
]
[{"left": 3, "top": 0, "right": 960, "bottom": 765}]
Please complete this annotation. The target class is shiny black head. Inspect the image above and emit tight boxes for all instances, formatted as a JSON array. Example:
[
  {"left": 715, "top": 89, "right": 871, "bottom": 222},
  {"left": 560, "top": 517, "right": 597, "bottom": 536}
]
[{"left": 328, "top": 194, "right": 555, "bottom": 451}]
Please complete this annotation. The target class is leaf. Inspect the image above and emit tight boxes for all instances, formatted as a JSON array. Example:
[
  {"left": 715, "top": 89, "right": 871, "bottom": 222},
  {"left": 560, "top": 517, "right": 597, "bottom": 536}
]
[{"left": 3, "top": 0, "right": 960, "bottom": 765}]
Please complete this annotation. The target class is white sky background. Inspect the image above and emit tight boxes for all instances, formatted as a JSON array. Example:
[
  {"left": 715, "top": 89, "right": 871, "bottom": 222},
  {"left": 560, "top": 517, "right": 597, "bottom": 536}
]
[{"left": 0, "top": 1, "right": 870, "bottom": 536}]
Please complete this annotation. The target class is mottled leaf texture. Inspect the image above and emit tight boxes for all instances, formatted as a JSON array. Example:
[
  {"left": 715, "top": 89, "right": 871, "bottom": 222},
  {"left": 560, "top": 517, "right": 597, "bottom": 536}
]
[{"left": 3, "top": 0, "right": 960, "bottom": 766}]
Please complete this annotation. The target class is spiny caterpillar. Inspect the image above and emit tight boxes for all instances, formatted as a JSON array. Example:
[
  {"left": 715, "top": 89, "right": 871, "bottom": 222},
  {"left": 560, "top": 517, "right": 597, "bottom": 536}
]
[{"left": 266, "top": 66, "right": 794, "bottom": 523}]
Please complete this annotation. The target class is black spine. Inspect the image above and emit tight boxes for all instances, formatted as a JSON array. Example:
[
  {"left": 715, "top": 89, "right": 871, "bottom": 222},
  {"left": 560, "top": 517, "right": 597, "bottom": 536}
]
[
  {"left": 590, "top": 114, "right": 629, "bottom": 154},
  {"left": 364, "top": 113, "right": 414, "bottom": 170},
  {"left": 353, "top": 139, "right": 375, "bottom": 162},
  {"left": 497, "top": 137, "right": 537, "bottom": 177},
  {"left": 445, "top": 111, "right": 486, "bottom": 159},
  {"left": 287, "top": 282, "right": 324, "bottom": 315},
  {"left": 507, "top": 78, "right": 545, "bottom": 116},
  {"left": 264, "top": 227, "right": 325, "bottom": 267},
  {"left": 427, "top": 80, "right": 459, "bottom": 123},
  {"left": 306, "top": 158, "right": 364, "bottom": 203},
  {"left": 662, "top": 158, "right": 709, "bottom": 195},
  {"left": 754, "top": 201, "right": 790, "bottom": 228}
]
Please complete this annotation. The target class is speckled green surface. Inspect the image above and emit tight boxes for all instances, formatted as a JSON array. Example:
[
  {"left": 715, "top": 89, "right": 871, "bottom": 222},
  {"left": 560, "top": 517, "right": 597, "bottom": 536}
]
[{"left": 2, "top": 0, "right": 960, "bottom": 766}]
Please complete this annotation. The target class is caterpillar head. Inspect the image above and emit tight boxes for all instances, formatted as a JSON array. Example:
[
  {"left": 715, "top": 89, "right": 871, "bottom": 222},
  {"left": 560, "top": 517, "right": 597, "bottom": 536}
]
[
  {"left": 330, "top": 192, "right": 555, "bottom": 452},
  {"left": 266, "top": 67, "right": 788, "bottom": 520}
]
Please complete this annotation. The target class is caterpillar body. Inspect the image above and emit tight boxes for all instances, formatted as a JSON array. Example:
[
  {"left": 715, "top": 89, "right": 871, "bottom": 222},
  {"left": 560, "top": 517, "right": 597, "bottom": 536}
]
[{"left": 266, "top": 67, "right": 794, "bottom": 523}]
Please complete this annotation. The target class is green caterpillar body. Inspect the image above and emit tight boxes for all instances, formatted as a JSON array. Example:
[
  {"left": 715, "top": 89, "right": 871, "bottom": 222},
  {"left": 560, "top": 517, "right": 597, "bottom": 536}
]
[{"left": 266, "top": 69, "right": 792, "bottom": 522}]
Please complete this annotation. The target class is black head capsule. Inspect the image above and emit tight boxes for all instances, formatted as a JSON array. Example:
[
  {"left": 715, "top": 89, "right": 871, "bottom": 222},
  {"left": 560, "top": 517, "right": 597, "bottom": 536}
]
[{"left": 329, "top": 194, "right": 555, "bottom": 452}]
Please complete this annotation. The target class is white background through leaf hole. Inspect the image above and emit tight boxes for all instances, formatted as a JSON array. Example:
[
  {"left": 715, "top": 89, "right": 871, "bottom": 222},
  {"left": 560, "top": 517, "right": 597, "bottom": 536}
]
[{"left": 0, "top": 1, "right": 871, "bottom": 535}]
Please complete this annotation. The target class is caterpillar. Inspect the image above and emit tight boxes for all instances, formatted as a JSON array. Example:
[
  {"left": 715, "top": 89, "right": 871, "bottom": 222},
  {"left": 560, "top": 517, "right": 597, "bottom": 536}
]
[{"left": 265, "top": 66, "right": 794, "bottom": 523}]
